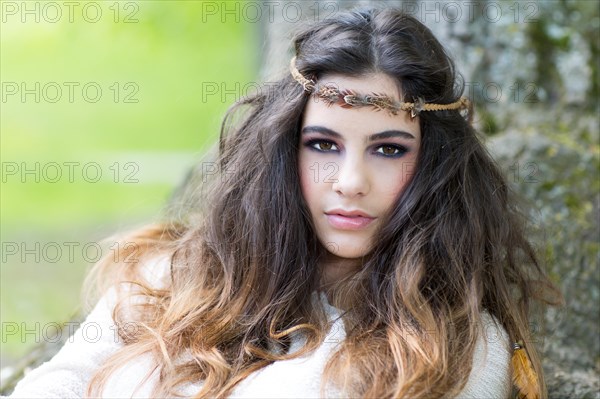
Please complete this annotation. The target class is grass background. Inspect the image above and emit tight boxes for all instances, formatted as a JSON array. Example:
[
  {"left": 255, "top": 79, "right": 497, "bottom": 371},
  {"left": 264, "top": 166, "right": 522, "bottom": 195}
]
[{"left": 1, "top": 1, "right": 258, "bottom": 367}]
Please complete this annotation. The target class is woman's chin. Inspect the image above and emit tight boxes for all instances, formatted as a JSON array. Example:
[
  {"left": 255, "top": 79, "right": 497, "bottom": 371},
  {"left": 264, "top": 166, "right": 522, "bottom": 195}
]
[{"left": 322, "top": 240, "right": 371, "bottom": 260}]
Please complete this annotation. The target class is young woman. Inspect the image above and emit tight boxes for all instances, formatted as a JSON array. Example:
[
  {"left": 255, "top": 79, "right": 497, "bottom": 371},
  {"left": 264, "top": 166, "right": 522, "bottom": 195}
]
[{"left": 8, "top": 7, "right": 561, "bottom": 398}]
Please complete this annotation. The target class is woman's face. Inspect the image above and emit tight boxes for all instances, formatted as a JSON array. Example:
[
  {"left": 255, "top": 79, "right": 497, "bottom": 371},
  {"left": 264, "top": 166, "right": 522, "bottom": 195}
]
[{"left": 298, "top": 73, "right": 421, "bottom": 261}]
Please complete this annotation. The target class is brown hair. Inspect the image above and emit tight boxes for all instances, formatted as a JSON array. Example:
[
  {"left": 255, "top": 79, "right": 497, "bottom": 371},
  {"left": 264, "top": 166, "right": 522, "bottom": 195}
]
[{"left": 84, "top": 8, "right": 562, "bottom": 398}]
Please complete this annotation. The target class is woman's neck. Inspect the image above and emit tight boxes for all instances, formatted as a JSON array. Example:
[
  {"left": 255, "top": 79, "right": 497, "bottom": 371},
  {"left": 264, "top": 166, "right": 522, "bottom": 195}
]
[{"left": 318, "top": 253, "right": 361, "bottom": 309}]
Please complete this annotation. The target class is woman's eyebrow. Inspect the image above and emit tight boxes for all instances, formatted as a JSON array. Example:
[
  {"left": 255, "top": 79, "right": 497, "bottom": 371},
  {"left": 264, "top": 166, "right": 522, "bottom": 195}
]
[{"left": 301, "top": 125, "right": 416, "bottom": 140}]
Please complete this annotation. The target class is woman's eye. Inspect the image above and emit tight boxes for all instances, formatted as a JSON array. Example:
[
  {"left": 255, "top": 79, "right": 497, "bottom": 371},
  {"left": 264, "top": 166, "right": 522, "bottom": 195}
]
[
  {"left": 375, "top": 144, "right": 407, "bottom": 158},
  {"left": 307, "top": 140, "right": 338, "bottom": 152}
]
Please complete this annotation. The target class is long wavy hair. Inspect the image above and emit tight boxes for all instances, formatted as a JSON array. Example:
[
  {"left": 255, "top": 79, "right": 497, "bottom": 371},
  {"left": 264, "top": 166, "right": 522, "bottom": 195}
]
[{"left": 84, "top": 8, "right": 562, "bottom": 398}]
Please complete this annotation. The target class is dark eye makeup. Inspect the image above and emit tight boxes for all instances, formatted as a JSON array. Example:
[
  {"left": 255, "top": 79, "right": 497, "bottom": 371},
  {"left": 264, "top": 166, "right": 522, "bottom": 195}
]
[{"left": 303, "top": 139, "right": 409, "bottom": 159}]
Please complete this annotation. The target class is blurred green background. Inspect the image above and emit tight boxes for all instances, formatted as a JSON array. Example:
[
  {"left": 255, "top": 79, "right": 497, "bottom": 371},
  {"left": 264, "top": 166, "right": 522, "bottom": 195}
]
[{"left": 1, "top": 1, "right": 258, "bottom": 367}]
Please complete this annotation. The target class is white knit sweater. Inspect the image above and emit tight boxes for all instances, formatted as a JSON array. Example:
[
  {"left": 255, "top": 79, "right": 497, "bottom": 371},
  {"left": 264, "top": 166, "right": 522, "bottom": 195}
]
[{"left": 6, "top": 256, "right": 512, "bottom": 398}]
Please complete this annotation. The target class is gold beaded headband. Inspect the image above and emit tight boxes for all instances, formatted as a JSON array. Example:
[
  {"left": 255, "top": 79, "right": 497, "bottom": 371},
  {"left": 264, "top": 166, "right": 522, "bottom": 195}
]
[{"left": 290, "top": 56, "right": 471, "bottom": 119}]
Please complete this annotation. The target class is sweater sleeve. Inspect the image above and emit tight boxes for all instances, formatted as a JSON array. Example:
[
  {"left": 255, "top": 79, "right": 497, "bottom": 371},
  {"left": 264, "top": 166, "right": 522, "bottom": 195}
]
[
  {"left": 5, "top": 288, "right": 123, "bottom": 398},
  {"left": 4, "top": 255, "right": 171, "bottom": 399},
  {"left": 455, "top": 312, "right": 513, "bottom": 399}
]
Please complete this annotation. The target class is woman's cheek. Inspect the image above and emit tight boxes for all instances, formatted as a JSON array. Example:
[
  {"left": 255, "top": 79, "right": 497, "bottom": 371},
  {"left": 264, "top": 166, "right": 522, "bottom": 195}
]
[
  {"left": 402, "top": 159, "right": 418, "bottom": 182},
  {"left": 386, "top": 161, "right": 416, "bottom": 200},
  {"left": 298, "top": 158, "right": 316, "bottom": 203}
]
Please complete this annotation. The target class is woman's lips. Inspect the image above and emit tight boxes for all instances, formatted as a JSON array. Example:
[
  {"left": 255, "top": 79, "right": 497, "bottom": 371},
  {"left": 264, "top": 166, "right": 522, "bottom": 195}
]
[{"left": 325, "top": 214, "right": 376, "bottom": 230}]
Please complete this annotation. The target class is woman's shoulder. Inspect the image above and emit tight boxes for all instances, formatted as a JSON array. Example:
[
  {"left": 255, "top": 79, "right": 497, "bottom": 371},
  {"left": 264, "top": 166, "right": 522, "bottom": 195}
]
[
  {"left": 83, "top": 252, "right": 173, "bottom": 327},
  {"left": 137, "top": 252, "right": 172, "bottom": 289},
  {"left": 456, "top": 310, "right": 512, "bottom": 398}
]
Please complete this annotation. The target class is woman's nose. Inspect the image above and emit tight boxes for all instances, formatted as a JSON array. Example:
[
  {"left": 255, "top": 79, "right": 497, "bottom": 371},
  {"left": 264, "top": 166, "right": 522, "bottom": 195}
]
[{"left": 330, "top": 156, "right": 370, "bottom": 197}]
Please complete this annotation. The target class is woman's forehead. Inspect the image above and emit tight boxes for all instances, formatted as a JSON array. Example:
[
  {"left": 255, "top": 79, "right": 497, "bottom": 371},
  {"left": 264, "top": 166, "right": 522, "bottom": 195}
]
[
  {"left": 301, "top": 73, "right": 421, "bottom": 139},
  {"left": 302, "top": 104, "right": 421, "bottom": 142}
]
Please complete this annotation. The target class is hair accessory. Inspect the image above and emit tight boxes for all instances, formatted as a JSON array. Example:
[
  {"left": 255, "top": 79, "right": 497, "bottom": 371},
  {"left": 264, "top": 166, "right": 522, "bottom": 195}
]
[
  {"left": 290, "top": 56, "right": 471, "bottom": 119},
  {"left": 512, "top": 340, "right": 540, "bottom": 399}
]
